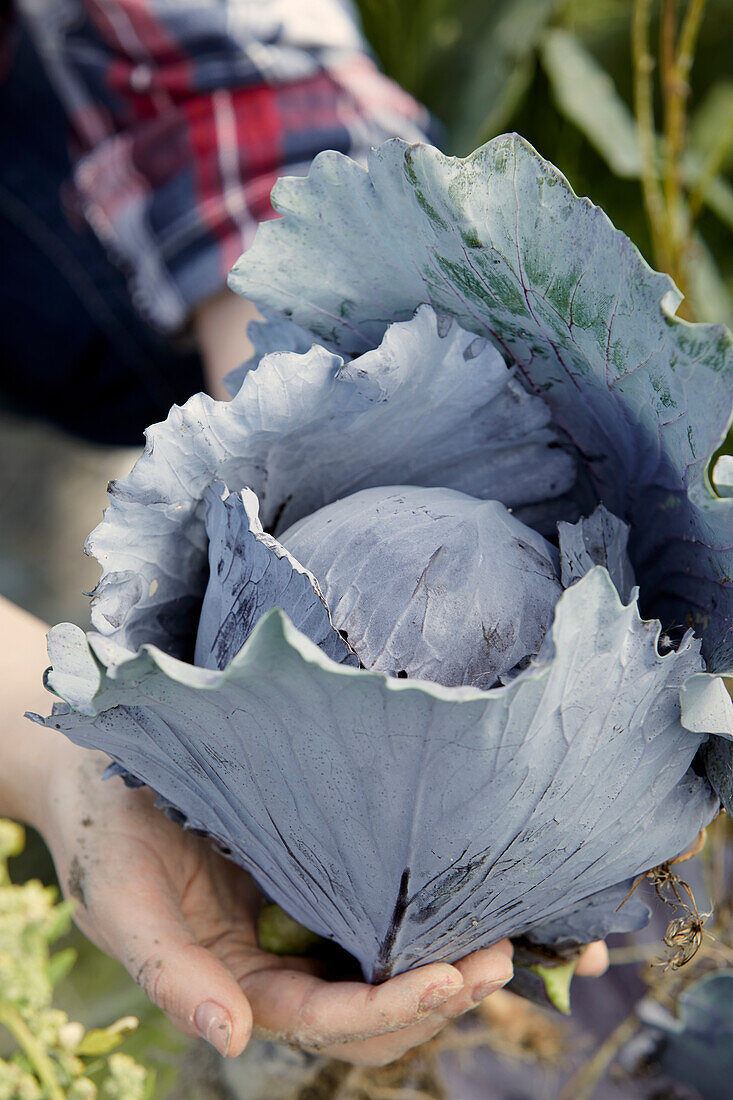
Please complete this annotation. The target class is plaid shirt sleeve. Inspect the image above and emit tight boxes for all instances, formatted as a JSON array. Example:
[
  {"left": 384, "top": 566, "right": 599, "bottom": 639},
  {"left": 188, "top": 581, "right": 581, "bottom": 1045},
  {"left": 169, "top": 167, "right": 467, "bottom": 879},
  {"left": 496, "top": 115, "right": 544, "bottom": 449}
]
[{"left": 17, "top": 0, "right": 431, "bottom": 331}]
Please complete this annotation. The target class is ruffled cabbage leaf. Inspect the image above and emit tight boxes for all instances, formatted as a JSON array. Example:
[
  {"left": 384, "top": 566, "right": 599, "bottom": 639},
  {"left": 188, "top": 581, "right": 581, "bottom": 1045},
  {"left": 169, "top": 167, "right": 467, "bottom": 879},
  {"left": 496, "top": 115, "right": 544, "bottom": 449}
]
[
  {"left": 223, "top": 317, "right": 314, "bottom": 397},
  {"left": 34, "top": 569, "right": 716, "bottom": 981},
  {"left": 87, "top": 305, "right": 575, "bottom": 661}
]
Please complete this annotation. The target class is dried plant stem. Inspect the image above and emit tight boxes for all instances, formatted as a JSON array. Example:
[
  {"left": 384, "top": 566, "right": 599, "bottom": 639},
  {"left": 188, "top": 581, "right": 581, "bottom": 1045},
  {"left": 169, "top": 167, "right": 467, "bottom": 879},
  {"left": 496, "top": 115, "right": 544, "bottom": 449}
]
[
  {"left": 298, "top": 1044, "right": 447, "bottom": 1100},
  {"left": 369, "top": 1090, "right": 442, "bottom": 1100},
  {"left": 632, "top": 0, "right": 672, "bottom": 275},
  {"left": 671, "top": 0, "right": 708, "bottom": 179},
  {"left": 555, "top": 1011, "right": 641, "bottom": 1100},
  {"left": 701, "top": 811, "right": 725, "bottom": 908}
]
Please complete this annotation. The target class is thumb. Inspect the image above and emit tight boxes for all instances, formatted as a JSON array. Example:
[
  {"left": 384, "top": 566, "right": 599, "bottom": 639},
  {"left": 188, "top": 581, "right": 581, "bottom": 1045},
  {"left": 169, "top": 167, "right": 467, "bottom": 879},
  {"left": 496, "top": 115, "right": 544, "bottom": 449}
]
[{"left": 99, "top": 889, "right": 254, "bottom": 1057}]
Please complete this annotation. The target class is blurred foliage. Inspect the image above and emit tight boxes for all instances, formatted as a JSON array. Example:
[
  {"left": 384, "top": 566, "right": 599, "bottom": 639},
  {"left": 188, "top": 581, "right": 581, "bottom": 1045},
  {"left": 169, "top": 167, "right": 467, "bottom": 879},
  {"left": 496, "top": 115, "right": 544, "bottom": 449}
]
[
  {"left": 54, "top": 936, "right": 187, "bottom": 1100},
  {"left": 355, "top": 0, "right": 733, "bottom": 334},
  {"left": 0, "top": 820, "right": 152, "bottom": 1099}
]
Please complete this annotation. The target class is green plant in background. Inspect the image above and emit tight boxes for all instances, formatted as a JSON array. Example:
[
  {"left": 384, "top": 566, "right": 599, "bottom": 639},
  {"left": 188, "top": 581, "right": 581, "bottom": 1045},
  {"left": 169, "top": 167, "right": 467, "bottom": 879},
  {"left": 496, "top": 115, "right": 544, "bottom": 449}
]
[
  {"left": 0, "top": 820, "right": 150, "bottom": 1100},
  {"left": 355, "top": 0, "right": 733, "bottom": 329},
  {"left": 544, "top": 0, "right": 733, "bottom": 325},
  {"left": 356, "top": 0, "right": 559, "bottom": 152}
]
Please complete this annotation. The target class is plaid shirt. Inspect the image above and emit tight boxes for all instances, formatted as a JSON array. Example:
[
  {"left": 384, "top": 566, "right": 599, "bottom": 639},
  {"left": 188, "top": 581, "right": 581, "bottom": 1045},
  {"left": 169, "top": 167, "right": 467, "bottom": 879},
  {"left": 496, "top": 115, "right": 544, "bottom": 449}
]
[{"left": 12, "top": 0, "right": 430, "bottom": 330}]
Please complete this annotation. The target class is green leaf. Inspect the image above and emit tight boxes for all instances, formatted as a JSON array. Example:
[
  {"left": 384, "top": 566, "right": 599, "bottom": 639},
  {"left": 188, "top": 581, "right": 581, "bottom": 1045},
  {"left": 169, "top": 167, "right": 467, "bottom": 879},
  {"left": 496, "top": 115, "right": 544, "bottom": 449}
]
[
  {"left": 538, "top": 32, "right": 733, "bottom": 232},
  {"left": 75, "top": 1018, "right": 138, "bottom": 1057},
  {"left": 451, "top": 0, "right": 557, "bottom": 151},
  {"left": 540, "top": 28, "right": 640, "bottom": 178},
  {"left": 142, "top": 1068, "right": 157, "bottom": 1100},
  {"left": 356, "top": 0, "right": 457, "bottom": 97},
  {"left": 701, "top": 173, "right": 733, "bottom": 232},
  {"left": 689, "top": 80, "right": 733, "bottom": 171},
  {"left": 45, "top": 900, "right": 76, "bottom": 943},
  {"left": 47, "top": 948, "right": 77, "bottom": 989},
  {"left": 257, "top": 903, "right": 323, "bottom": 956},
  {"left": 685, "top": 234, "right": 733, "bottom": 328}
]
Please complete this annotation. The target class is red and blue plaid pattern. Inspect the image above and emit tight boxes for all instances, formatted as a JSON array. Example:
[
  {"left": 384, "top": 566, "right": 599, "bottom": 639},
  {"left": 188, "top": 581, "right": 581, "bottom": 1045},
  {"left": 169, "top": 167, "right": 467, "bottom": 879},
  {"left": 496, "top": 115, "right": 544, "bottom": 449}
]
[{"left": 14, "top": 0, "right": 430, "bottom": 329}]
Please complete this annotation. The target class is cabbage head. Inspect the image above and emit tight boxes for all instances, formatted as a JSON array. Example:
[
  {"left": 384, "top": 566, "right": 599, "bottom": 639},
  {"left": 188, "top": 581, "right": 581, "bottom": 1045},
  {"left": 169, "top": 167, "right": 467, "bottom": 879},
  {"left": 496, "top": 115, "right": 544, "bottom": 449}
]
[{"left": 32, "top": 135, "right": 733, "bottom": 985}]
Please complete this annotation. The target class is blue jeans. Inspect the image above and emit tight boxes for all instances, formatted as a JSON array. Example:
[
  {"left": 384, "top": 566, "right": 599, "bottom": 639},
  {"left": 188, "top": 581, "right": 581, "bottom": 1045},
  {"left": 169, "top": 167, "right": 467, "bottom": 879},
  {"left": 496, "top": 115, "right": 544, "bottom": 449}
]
[{"left": 0, "top": 24, "right": 204, "bottom": 445}]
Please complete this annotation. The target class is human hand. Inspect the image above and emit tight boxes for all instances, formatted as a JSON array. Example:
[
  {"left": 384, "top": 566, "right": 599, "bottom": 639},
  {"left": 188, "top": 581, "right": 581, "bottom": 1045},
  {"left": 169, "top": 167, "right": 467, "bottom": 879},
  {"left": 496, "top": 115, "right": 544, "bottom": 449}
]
[
  {"left": 36, "top": 739, "right": 522, "bottom": 1066},
  {"left": 1, "top": 597, "right": 606, "bottom": 1066}
]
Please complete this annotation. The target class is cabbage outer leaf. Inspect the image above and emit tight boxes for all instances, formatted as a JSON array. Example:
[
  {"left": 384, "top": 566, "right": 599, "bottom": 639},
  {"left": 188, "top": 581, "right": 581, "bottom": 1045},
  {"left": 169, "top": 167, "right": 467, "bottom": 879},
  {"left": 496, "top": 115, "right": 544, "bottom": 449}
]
[
  {"left": 35, "top": 569, "right": 716, "bottom": 981},
  {"left": 524, "top": 878, "right": 650, "bottom": 947},
  {"left": 229, "top": 134, "right": 733, "bottom": 675},
  {"left": 639, "top": 972, "right": 733, "bottom": 1100},
  {"left": 680, "top": 672, "right": 733, "bottom": 811},
  {"left": 713, "top": 455, "right": 733, "bottom": 497},
  {"left": 223, "top": 317, "right": 314, "bottom": 397},
  {"left": 680, "top": 674, "right": 733, "bottom": 739}
]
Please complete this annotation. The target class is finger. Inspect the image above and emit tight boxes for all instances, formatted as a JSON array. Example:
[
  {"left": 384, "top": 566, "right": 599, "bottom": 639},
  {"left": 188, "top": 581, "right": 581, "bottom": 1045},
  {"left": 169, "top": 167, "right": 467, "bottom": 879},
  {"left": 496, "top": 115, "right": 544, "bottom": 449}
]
[
  {"left": 434, "top": 940, "right": 514, "bottom": 1017},
  {"left": 95, "top": 879, "right": 254, "bottom": 1057},
  {"left": 244, "top": 961, "right": 465, "bottom": 1050},
  {"left": 300, "top": 942, "right": 513, "bottom": 1066},
  {"left": 575, "top": 941, "right": 609, "bottom": 977},
  {"left": 317, "top": 1012, "right": 451, "bottom": 1067}
]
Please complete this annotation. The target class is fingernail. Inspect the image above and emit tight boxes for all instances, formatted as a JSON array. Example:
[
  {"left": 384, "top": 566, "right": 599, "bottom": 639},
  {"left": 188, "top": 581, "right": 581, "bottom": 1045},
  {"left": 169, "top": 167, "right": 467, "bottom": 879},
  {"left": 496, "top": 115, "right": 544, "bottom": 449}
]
[
  {"left": 472, "top": 967, "right": 513, "bottom": 1001},
  {"left": 194, "top": 1001, "right": 232, "bottom": 1056},
  {"left": 418, "top": 980, "right": 463, "bottom": 1013}
]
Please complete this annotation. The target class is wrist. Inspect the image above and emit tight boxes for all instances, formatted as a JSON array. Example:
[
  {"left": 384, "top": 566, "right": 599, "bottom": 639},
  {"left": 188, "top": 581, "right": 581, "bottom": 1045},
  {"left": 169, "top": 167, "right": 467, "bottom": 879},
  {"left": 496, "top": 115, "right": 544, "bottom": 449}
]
[
  {"left": 0, "top": 596, "right": 60, "bottom": 828},
  {"left": 193, "top": 289, "right": 260, "bottom": 400},
  {"left": 29, "top": 734, "right": 112, "bottom": 845},
  {"left": 0, "top": 717, "right": 70, "bottom": 833}
]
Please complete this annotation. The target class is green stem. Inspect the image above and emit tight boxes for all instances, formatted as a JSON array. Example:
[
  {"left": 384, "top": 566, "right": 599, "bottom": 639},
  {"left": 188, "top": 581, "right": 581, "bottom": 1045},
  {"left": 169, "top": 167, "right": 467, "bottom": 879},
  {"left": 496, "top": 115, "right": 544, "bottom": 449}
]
[
  {"left": 632, "top": 0, "right": 672, "bottom": 274},
  {"left": 668, "top": 0, "right": 708, "bottom": 171},
  {"left": 663, "top": 0, "right": 707, "bottom": 287},
  {"left": 660, "top": 0, "right": 681, "bottom": 241},
  {"left": 0, "top": 1003, "right": 66, "bottom": 1100},
  {"left": 677, "top": 0, "right": 707, "bottom": 83}
]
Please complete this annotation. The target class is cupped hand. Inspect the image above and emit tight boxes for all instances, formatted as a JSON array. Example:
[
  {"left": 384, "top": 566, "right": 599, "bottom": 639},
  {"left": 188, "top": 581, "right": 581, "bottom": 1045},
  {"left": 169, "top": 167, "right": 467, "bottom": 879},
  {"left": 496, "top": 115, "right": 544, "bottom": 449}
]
[{"left": 37, "top": 740, "right": 605, "bottom": 1066}]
